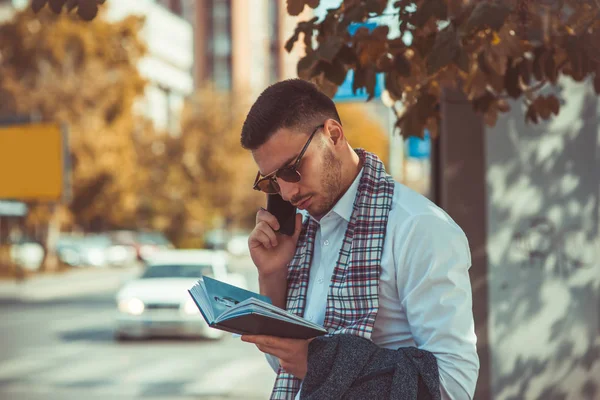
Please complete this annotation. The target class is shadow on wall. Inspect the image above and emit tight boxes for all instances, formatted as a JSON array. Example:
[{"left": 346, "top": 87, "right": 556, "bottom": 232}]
[{"left": 486, "top": 77, "right": 600, "bottom": 400}]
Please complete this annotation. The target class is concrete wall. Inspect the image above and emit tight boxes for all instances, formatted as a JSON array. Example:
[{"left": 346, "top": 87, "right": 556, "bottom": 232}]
[{"left": 485, "top": 78, "right": 600, "bottom": 399}]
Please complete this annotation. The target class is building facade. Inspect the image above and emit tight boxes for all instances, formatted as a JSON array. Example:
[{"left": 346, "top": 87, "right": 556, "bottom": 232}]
[
  {"left": 189, "top": 0, "right": 304, "bottom": 98},
  {"left": 105, "top": 0, "right": 194, "bottom": 135},
  {"left": 0, "top": 0, "right": 194, "bottom": 135}
]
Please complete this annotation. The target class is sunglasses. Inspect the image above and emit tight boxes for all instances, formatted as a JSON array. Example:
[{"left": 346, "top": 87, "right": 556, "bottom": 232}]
[{"left": 253, "top": 124, "right": 324, "bottom": 194}]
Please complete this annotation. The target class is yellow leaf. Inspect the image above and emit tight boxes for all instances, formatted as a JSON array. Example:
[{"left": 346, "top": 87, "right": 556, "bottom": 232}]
[{"left": 491, "top": 32, "right": 501, "bottom": 45}]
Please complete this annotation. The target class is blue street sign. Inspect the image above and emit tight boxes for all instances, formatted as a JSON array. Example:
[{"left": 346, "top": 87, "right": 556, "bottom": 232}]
[
  {"left": 333, "top": 70, "right": 385, "bottom": 102},
  {"left": 406, "top": 131, "right": 431, "bottom": 159},
  {"left": 333, "top": 22, "right": 384, "bottom": 103}
]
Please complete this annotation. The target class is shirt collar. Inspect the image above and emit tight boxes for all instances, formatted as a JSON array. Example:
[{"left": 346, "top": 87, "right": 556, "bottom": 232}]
[{"left": 309, "top": 167, "right": 364, "bottom": 223}]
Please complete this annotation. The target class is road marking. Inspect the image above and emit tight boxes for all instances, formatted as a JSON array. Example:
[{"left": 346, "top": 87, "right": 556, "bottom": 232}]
[
  {"left": 120, "top": 356, "right": 203, "bottom": 384},
  {"left": 185, "top": 357, "right": 274, "bottom": 397},
  {"left": 0, "top": 344, "right": 86, "bottom": 380},
  {"left": 50, "top": 309, "right": 115, "bottom": 332},
  {"left": 37, "top": 352, "right": 136, "bottom": 383}
]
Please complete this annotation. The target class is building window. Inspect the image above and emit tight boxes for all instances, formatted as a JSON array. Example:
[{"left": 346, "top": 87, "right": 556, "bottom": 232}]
[
  {"left": 267, "top": 0, "right": 281, "bottom": 83},
  {"left": 206, "top": 0, "right": 232, "bottom": 90}
]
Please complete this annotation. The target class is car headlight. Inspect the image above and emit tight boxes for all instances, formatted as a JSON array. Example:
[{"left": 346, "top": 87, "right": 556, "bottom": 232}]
[
  {"left": 183, "top": 299, "right": 199, "bottom": 315},
  {"left": 118, "top": 298, "right": 145, "bottom": 315}
]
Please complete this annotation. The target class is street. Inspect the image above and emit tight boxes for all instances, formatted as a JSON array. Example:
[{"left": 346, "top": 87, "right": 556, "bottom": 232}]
[{"left": 0, "top": 261, "right": 275, "bottom": 400}]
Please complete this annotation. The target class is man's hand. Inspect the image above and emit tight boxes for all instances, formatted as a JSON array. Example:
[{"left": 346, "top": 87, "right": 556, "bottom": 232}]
[
  {"left": 248, "top": 210, "right": 303, "bottom": 277},
  {"left": 248, "top": 210, "right": 303, "bottom": 308},
  {"left": 241, "top": 335, "right": 314, "bottom": 379}
]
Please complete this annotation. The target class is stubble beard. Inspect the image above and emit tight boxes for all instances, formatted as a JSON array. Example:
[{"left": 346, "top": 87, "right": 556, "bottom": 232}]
[{"left": 311, "top": 148, "right": 342, "bottom": 218}]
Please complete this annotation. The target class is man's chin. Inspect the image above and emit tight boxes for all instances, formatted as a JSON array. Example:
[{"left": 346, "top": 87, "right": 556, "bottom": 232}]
[{"left": 307, "top": 203, "right": 330, "bottom": 220}]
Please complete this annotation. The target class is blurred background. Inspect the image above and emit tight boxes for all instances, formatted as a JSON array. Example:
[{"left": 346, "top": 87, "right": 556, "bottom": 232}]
[
  {"left": 0, "top": 0, "right": 598, "bottom": 400},
  {"left": 0, "top": 1, "right": 424, "bottom": 399}
]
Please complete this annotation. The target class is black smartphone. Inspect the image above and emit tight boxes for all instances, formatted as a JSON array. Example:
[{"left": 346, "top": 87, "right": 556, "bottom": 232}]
[{"left": 266, "top": 193, "right": 297, "bottom": 236}]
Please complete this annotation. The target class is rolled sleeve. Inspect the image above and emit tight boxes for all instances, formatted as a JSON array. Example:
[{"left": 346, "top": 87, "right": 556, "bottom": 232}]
[{"left": 397, "top": 214, "right": 480, "bottom": 399}]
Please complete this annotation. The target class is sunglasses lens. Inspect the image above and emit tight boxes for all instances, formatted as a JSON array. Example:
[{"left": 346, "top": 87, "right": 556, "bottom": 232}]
[
  {"left": 277, "top": 168, "right": 301, "bottom": 183},
  {"left": 257, "top": 179, "right": 279, "bottom": 194}
]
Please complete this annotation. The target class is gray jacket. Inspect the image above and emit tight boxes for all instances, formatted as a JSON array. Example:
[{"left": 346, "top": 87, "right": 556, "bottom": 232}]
[{"left": 301, "top": 334, "right": 440, "bottom": 400}]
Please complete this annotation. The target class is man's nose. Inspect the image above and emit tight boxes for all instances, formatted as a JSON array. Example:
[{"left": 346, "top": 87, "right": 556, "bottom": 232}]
[{"left": 278, "top": 180, "right": 299, "bottom": 203}]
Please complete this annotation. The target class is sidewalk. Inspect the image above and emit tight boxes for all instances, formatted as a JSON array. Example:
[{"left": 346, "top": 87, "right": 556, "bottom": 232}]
[{"left": 0, "top": 265, "right": 142, "bottom": 302}]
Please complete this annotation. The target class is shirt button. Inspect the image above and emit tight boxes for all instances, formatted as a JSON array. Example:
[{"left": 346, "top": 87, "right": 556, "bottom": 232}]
[
  {"left": 317, "top": 278, "right": 324, "bottom": 284},
  {"left": 324, "top": 240, "right": 330, "bottom": 246}
]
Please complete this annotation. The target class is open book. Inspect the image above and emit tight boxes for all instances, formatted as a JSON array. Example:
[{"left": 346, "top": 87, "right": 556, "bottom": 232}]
[{"left": 188, "top": 276, "right": 327, "bottom": 339}]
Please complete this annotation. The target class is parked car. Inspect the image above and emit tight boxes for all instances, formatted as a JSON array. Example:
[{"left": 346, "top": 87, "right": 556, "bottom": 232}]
[
  {"left": 56, "top": 234, "right": 109, "bottom": 268},
  {"left": 136, "top": 231, "right": 173, "bottom": 261},
  {"left": 9, "top": 235, "right": 45, "bottom": 271},
  {"left": 55, "top": 233, "right": 137, "bottom": 268},
  {"left": 110, "top": 230, "right": 173, "bottom": 262},
  {"left": 114, "top": 249, "right": 247, "bottom": 340}
]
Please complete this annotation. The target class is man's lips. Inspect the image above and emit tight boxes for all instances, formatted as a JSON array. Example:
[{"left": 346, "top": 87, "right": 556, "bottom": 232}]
[{"left": 293, "top": 196, "right": 311, "bottom": 209}]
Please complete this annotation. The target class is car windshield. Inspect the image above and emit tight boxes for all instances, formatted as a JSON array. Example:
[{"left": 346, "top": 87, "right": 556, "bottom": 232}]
[
  {"left": 138, "top": 232, "right": 171, "bottom": 246},
  {"left": 141, "top": 264, "right": 213, "bottom": 279}
]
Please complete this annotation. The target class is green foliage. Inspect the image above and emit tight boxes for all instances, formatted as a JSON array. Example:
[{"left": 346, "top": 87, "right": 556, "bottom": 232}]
[{"left": 286, "top": 0, "right": 600, "bottom": 138}]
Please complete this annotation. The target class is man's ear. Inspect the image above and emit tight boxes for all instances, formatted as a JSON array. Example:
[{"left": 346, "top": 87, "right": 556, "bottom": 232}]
[{"left": 325, "top": 120, "right": 344, "bottom": 145}]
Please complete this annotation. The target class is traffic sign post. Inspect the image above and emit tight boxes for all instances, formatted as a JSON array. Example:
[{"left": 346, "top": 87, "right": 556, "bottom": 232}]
[{"left": 0, "top": 122, "right": 70, "bottom": 202}]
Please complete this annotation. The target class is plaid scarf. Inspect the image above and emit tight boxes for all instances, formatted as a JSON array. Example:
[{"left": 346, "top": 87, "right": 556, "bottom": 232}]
[{"left": 270, "top": 149, "right": 395, "bottom": 400}]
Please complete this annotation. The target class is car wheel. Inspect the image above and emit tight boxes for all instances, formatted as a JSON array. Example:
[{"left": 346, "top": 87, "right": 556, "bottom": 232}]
[{"left": 114, "top": 332, "right": 133, "bottom": 342}]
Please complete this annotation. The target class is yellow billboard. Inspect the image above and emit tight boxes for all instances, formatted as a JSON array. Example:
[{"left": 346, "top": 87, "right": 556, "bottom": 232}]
[{"left": 0, "top": 122, "right": 68, "bottom": 202}]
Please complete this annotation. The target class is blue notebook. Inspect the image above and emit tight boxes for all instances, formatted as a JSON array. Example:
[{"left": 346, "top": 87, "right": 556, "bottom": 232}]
[{"left": 188, "top": 276, "right": 327, "bottom": 339}]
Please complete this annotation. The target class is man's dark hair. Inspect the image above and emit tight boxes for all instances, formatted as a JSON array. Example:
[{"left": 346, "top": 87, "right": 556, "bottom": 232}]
[{"left": 240, "top": 79, "right": 341, "bottom": 150}]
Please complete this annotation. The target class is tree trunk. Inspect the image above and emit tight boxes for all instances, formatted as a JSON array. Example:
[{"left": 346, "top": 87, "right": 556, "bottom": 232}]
[{"left": 40, "top": 204, "right": 60, "bottom": 272}]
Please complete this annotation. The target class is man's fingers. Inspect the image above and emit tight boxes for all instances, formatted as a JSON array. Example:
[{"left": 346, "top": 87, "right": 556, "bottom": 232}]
[
  {"left": 256, "top": 208, "right": 280, "bottom": 231},
  {"left": 249, "top": 229, "right": 273, "bottom": 249},
  {"left": 256, "top": 221, "right": 278, "bottom": 247},
  {"left": 255, "top": 344, "right": 285, "bottom": 358},
  {"left": 242, "top": 335, "right": 295, "bottom": 351}
]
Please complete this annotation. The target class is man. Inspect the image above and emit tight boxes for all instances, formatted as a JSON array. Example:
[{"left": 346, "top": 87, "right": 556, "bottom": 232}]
[{"left": 240, "top": 79, "right": 479, "bottom": 399}]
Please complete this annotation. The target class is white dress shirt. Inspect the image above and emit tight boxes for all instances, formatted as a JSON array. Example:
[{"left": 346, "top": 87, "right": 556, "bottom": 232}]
[{"left": 267, "top": 168, "right": 480, "bottom": 399}]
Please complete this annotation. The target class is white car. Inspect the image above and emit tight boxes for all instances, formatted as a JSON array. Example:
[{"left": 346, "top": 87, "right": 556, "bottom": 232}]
[{"left": 114, "top": 249, "right": 246, "bottom": 340}]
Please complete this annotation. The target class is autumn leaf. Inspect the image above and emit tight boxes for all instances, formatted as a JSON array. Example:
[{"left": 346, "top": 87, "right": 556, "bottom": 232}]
[
  {"left": 48, "top": 0, "right": 67, "bottom": 14},
  {"left": 411, "top": 0, "right": 447, "bottom": 28},
  {"left": 77, "top": 1, "right": 98, "bottom": 21},
  {"left": 472, "top": 91, "right": 495, "bottom": 114},
  {"left": 385, "top": 70, "right": 404, "bottom": 100},
  {"left": 427, "top": 25, "right": 460, "bottom": 75},
  {"left": 525, "top": 103, "right": 539, "bottom": 124},
  {"left": 31, "top": 0, "right": 48, "bottom": 13},
  {"left": 504, "top": 59, "right": 522, "bottom": 99},
  {"left": 532, "top": 47, "right": 548, "bottom": 81},
  {"left": 518, "top": 58, "right": 532, "bottom": 85},
  {"left": 546, "top": 95, "right": 560, "bottom": 116},
  {"left": 317, "top": 36, "right": 345, "bottom": 63},
  {"left": 323, "top": 59, "right": 347, "bottom": 86},
  {"left": 285, "top": 32, "right": 300, "bottom": 53},
  {"left": 287, "top": 0, "right": 320, "bottom": 16},
  {"left": 466, "top": 1, "right": 511, "bottom": 32},
  {"left": 66, "top": 0, "right": 78, "bottom": 11},
  {"left": 288, "top": 0, "right": 600, "bottom": 131},
  {"left": 394, "top": 53, "right": 411, "bottom": 77}
]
